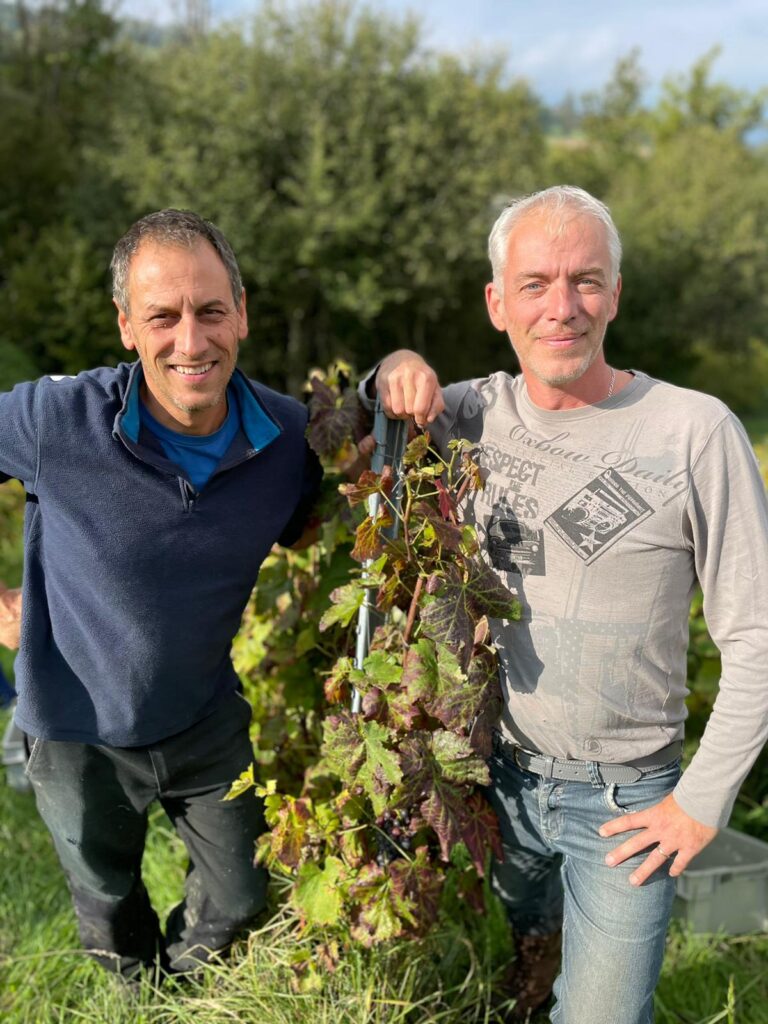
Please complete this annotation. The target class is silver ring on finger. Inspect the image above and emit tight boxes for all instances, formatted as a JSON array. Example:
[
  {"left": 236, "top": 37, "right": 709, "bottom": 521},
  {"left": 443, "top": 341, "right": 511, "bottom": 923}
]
[{"left": 656, "top": 844, "right": 672, "bottom": 860}]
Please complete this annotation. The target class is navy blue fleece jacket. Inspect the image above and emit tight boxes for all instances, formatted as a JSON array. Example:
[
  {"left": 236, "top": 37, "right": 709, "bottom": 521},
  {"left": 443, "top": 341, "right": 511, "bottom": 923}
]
[{"left": 0, "top": 362, "right": 321, "bottom": 746}]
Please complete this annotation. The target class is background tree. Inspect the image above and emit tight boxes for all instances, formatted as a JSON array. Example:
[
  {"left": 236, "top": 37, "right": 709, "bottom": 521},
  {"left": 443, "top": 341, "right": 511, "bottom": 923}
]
[{"left": 0, "top": 1, "right": 765, "bottom": 411}]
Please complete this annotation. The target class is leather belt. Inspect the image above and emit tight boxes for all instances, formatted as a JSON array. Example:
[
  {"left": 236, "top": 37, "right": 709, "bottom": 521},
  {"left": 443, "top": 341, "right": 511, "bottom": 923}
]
[{"left": 493, "top": 733, "right": 683, "bottom": 785}]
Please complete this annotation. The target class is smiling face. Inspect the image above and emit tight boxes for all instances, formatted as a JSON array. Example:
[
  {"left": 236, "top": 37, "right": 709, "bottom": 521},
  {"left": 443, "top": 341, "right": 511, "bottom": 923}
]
[
  {"left": 485, "top": 210, "right": 621, "bottom": 407},
  {"left": 116, "top": 239, "right": 248, "bottom": 435}
]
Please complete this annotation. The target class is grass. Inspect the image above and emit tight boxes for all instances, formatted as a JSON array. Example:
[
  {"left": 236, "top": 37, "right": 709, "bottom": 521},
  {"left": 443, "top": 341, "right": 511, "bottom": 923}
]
[
  {"left": 2, "top": 736, "right": 767, "bottom": 1024},
  {"left": 1, "top": 421, "right": 767, "bottom": 1023}
]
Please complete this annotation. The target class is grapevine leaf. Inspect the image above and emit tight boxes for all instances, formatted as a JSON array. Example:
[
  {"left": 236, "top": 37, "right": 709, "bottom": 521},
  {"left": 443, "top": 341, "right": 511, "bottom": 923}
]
[
  {"left": 293, "top": 856, "right": 345, "bottom": 926},
  {"left": 403, "top": 432, "right": 430, "bottom": 465},
  {"left": 339, "top": 469, "right": 393, "bottom": 507},
  {"left": 322, "top": 713, "right": 367, "bottom": 784},
  {"left": 461, "top": 451, "right": 484, "bottom": 491},
  {"left": 420, "top": 779, "right": 470, "bottom": 862},
  {"left": 388, "top": 846, "right": 444, "bottom": 934},
  {"left": 466, "top": 644, "right": 504, "bottom": 757},
  {"left": 269, "top": 796, "right": 314, "bottom": 869},
  {"left": 398, "top": 731, "right": 489, "bottom": 861},
  {"left": 435, "top": 479, "right": 457, "bottom": 520},
  {"left": 335, "top": 788, "right": 368, "bottom": 824},
  {"left": 465, "top": 558, "right": 522, "bottom": 620},
  {"left": 423, "top": 643, "right": 486, "bottom": 731},
  {"left": 225, "top": 763, "right": 256, "bottom": 801},
  {"left": 349, "top": 868, "right": 406, "bottom": 946},
  {"left": 321, "top": 714, "right": 402, "bottom": 815},
  {"left": 362, "top": 685, "right": 422, "bottom": 731},
  {"left": 376, "top": 570, "right": 411, "bottom": 613},
  {"left": 357, "top": 650, "right": 402, "bottom": 690},
  {"left": 431, "top": 730, "right": 490, "bottom": 787},
  {"left": 319, "top": 583, "right": 365, "bottom": 632},
  {"left": 413, "top": 501, "right": 463, "bottom": 551},
  {"left": 447, "top": 438, "right": 477, "bottom": 453},
  {"left": 425, "top": 573, "right": 443, "bottom": 595},
  {"left": 401, "top": 638, "right": 439, "bottom": 705},
  {"left": 307, "top": 378, "right": 366, "bottom": 458},
  {"left": 420, "top": 560, "right": 521, "bottom": 668},
  {"left": 324, "top": 656, "right": 354, "bottom": 704},
  {"left": 338, "top": 827, "right": 370, "bottom": 869},
  {"left": 419, "top": 564, "right": 474, "bottom": 664},
  {"left": 458, "top": 792, "right": 504, "bottom": 875},
  {"left": 361, "top": 686, "right": 387, "bottom": 722},
  {"left": 356, "top": 722, "right": 403, "bottom": 814},
  {"left": 351, "top": 507, "right": 394, "bottom": 562}
]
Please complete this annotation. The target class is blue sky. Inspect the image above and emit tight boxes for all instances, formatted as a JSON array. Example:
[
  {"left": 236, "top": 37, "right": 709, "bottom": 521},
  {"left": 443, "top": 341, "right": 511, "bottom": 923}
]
[{"left": 128, "top": 0, "right": 767, "bottom": 105}]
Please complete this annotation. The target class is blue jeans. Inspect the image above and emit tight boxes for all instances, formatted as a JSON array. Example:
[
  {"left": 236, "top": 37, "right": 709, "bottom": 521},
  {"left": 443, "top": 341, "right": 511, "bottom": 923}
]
[
  {"left": 25, "top": 690, "right": 267, "bottom": 977},
  {"left": 487, "top": 747, "right": 681, "bottom": 1024}
]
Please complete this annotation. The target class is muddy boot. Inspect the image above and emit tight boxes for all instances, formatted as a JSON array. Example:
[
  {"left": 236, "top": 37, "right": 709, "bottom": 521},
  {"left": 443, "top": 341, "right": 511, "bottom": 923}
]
[{"left": 498, "top": 929, "right": 562, "bottom": 1021}]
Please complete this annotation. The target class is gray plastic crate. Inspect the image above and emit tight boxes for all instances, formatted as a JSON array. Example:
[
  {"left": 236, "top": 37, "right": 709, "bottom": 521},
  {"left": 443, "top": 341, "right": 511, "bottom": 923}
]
[{"left": 673, "top": 827, "right": 768, "bottom": 934}]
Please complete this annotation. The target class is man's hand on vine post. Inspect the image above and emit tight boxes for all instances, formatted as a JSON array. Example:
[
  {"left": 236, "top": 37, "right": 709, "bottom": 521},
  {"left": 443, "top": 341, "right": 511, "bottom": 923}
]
[
  {"left": 599, "top": 792, "right": 718, "bottom": 886},
  {"left": 375, "top": 350, "right": 445, "bottom": 428},
  {"left": 0, "top": 582, "right": 22, "bottom": 650}
]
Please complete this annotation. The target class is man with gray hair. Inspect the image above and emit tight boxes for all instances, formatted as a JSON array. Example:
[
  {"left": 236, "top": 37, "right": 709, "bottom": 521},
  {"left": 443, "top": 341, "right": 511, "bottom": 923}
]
[
  {"left": 364, "top": 185, "right": 768, "bottom": 1022},
  {"left": 0, "top": 209, "right": 322, "bottom": 984}
]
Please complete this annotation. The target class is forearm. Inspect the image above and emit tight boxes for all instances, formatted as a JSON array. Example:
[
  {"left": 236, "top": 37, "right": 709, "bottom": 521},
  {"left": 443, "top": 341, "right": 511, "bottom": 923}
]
[
  {"left": 358, "top": 350, "right": 444, "bottom": 427},
  {"left": 0, "top": 581, "right": 22, "bottom": 650}
]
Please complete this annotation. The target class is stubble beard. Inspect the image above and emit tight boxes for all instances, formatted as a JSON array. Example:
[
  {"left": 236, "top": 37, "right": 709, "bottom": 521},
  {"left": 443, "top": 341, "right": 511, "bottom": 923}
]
[{"left": 517, "top": 339, "right": 603, "bottom": 389}]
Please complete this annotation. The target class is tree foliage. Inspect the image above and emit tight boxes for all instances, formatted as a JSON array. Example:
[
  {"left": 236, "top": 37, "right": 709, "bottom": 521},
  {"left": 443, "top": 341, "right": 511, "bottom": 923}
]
[{"left": 0, "top": 1, "right": 766, "bottom": 410}]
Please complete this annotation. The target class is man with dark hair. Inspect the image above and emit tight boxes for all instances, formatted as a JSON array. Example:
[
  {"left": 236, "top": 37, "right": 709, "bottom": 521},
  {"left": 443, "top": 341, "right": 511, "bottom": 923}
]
[
  {"left": 363, "top": 186, "right": 768, "bottom": 1023},
  {"left": 0, "top": 209, "right": 322, "bottom": 982}
]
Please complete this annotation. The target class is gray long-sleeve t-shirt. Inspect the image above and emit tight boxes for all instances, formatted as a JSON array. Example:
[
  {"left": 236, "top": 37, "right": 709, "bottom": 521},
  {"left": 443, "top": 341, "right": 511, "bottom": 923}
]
[{"left": 404, "top": 370, "right": 768, "bottom": 829}]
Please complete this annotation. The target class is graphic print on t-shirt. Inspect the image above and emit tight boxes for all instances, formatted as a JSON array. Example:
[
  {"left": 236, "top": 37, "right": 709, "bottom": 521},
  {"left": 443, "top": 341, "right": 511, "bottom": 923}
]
[
  {"left": 545, "top": 468, "right": 654, "bottom": 565},
  {"left": 487, "top": 505, "right": 546, "bottom": 576}
]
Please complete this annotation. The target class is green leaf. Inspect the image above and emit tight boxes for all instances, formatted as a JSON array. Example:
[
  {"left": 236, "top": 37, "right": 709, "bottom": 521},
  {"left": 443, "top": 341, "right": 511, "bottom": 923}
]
[
  {"left": 423, "top": 643, "right": 487, "bottom": 731},
  {"left": 401, "top": 638, "right": 439, "bottom": 705},
  {"left": 293, "top": 856, "right": 346, "bottom": 926},
  {"left": 224, "top": 763, "right": 256, "bottom": 801},
  {"left": 321, "top": 714, "right": 403, "bottom": 815},
  {"left": 412, "top": 501, "right": 463, "bottom": 550},
  {"left": 431, "top": 731, "right": 490, "bottom": 787},
  {"left": 403, "top": 432, "right": 430, "bottom": 465},
  {"left": 319, "top": 582, "right": 365, "bottom": 632},
  {"left": 349, "top": 865, "right": 407, "bottom": 946},
  {"left": 356, "top": 649, "right": 403, "bottom": 690}
]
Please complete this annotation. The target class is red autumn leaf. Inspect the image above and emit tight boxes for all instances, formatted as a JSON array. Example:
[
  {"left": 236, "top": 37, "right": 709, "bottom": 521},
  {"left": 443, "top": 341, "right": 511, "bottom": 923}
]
[
  {"left": 435, "top": 479, "right": 457, "bottom": 520},
  {"left": 307, "top": 378, "right": 368, "bottom": 458},
  {"left": 339, "top": 469, "right": 393, "bottom": 507},
  {"left": 458, "top": 791, "right": 503, "bottom": 875},
  {"left": 351, "top": 507, "right": 394, "bottom": 562}
]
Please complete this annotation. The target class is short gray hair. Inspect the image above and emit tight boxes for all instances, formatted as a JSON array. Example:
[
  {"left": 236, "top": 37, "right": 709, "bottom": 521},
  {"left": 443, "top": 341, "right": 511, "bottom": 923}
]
[
  {"left": 111, "top": 209, "right": 243, "bottom": 314},
  {"left": 488, "top": 185, "right": 622, "bottom": 290}
]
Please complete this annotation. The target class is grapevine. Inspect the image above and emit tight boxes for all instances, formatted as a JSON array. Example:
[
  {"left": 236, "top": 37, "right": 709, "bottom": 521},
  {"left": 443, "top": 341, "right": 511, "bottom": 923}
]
[{"left": 229, "top": 365, "right": 521, "bottom": 953}]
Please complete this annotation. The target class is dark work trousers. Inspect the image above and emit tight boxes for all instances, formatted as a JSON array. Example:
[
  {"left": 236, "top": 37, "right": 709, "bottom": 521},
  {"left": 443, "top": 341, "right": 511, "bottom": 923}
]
[{"left": 24, "top": 690, "right": 267, "bottom": 978}]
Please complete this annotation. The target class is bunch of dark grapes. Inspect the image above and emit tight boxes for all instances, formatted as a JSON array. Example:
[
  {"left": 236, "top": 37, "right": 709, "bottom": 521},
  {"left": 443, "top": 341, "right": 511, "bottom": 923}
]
[{"left": 374, "top": 807, "right": 414, "bottom": 867}]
